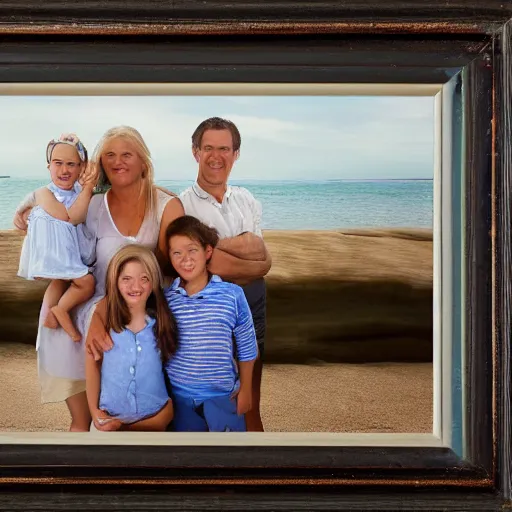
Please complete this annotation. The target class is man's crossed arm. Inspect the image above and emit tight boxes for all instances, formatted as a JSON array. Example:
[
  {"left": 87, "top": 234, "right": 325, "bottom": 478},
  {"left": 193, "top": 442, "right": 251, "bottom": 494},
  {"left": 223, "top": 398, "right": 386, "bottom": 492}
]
[{"left": 208, "top": 232, "right": 272, "bottom": 285}]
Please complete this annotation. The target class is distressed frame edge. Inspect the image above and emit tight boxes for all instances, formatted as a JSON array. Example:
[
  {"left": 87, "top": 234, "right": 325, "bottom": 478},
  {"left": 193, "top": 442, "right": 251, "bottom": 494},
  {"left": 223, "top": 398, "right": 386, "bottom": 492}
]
[
  {"left": 0, "top": 20, "right": 500, "bottom": 36},
  {"left": 0, "top": 18, "right": 504, "bottom": 510},
  {"left": 0, "top": 73, "right": 495, "bottom": 494},
  {"left": 494, "top": 18, "right": 512, "bottom": 502}
]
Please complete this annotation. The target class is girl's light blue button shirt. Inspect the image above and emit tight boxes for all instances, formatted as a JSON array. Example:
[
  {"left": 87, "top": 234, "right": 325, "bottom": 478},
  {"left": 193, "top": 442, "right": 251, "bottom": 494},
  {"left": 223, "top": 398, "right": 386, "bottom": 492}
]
[{"left": 99, "top": 317, "right": 169, "bottom": 424}]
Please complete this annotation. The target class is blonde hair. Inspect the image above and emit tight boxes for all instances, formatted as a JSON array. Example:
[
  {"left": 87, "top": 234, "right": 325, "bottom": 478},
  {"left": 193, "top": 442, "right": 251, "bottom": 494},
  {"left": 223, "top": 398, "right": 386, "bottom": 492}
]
[
  {"left": 92, "top": 126, "right": 156, "bottom": 219},
  {"left": 105, "top": 244, "right": 177, "bottom": 362}
]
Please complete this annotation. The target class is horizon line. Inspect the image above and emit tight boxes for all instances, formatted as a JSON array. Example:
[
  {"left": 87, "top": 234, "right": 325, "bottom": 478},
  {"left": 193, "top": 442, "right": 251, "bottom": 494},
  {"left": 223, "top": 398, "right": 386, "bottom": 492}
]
[{"left": 10, "top": 176, "right": 434, "bottom": 182}]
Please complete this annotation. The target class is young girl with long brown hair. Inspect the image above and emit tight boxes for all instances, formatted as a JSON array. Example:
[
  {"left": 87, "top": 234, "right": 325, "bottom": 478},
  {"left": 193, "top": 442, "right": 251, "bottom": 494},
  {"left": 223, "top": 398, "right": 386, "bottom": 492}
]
[{"left": 85, "top": 244, "right": 176, "bottom": 431}]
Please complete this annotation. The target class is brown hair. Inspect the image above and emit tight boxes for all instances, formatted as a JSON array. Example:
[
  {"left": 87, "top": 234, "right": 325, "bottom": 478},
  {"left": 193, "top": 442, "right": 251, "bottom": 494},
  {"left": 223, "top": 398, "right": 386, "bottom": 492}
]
[
  {"left": 165, "top": 215, "right": 220, "bottom": 277},
  {"left": 191, "top": 117, "right": 241, "bottom": 152},
  {"left": 105, "top": 244, "right": 177, "bottom": 361},
  {"left": 92, "top": 126, "right": 157, "bottom": 220}
]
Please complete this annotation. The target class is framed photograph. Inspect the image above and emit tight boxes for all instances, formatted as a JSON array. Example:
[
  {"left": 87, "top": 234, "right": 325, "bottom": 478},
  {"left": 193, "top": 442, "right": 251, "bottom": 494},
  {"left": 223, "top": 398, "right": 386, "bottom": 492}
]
[{"left": 0, "top": 1, "right": 510, "bottom": 510}]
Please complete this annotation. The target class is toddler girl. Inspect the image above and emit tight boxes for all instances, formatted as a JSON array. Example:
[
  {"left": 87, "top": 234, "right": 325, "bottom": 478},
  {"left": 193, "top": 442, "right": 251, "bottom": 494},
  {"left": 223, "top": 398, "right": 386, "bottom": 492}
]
[{"left": 17, "top": 133, "right": 96, "bottom": 342}]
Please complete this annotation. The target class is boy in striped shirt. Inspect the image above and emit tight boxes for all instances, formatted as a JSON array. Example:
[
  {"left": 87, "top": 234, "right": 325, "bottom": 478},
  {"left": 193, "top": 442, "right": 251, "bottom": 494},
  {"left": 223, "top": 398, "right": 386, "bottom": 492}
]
[{"left": 163, "top": 215, "right": 258, "bottom": 432}]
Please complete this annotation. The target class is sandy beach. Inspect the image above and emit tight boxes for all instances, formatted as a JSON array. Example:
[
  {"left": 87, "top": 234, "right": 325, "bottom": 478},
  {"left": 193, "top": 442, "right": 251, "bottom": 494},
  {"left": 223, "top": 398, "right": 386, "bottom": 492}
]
[
  {"left": 0, "top": 227, "right": 433, "bottom": 433},
  {"left": 0, "top": 342, "right": 432, "bottom": 433}
]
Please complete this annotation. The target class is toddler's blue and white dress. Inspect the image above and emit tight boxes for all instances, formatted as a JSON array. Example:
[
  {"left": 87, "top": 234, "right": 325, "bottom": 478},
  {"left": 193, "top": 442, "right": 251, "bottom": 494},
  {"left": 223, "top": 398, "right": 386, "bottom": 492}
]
[{"left": 18, "top": 182, "right": 89, "bottom": 281}]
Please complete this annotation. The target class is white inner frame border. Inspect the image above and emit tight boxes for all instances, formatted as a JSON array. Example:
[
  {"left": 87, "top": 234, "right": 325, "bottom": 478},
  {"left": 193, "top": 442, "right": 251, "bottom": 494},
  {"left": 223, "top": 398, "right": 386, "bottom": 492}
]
[{"left": 0, "top": 82, "right": 450, "bottom": 448}]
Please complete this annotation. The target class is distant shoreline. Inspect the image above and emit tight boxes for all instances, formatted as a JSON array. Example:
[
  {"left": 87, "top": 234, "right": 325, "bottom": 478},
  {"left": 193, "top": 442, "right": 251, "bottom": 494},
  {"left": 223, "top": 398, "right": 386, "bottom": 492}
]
[
  {"left": 4, "top": 177, "right": 433, "bottom": 183},
  {"left": 324, "top": 178, "right": 433, "bottom": 182}
]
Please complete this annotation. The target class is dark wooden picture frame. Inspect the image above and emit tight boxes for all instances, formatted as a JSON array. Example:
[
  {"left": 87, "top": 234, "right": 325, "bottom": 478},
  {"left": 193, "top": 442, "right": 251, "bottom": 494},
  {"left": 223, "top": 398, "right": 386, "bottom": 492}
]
[{"left": 0, "top": 1, "right": 511, "bottom": 510}]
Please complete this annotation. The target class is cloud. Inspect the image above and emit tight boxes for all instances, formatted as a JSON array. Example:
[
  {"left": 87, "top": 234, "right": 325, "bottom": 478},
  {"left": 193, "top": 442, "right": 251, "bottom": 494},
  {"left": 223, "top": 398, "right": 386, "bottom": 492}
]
[
  {"left": 220, "top": 114, "right": 303, "bottom": 145},
  {"left": 0, "top": 95, "right": 434, "bottom": 180}
]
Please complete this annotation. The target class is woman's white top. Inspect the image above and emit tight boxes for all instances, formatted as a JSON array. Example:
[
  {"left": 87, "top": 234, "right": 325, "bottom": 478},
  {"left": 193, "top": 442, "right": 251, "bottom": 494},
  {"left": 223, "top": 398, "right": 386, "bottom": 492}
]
[{"left": 36, "top": 189, "right": 173, "bottom": 388}]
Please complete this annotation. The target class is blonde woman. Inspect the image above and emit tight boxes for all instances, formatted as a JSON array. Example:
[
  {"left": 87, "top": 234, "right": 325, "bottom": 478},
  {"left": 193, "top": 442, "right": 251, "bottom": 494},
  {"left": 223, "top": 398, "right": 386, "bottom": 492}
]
[
  {"left": 14, "top": 126, "right": 184, "bottom": 431},
  {"left": 86, "top": 245, "right": 176, "bottom": 432}
]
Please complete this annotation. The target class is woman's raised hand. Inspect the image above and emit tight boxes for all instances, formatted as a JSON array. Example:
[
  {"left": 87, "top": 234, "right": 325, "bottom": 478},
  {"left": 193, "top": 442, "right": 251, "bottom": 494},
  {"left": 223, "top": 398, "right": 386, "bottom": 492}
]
[
  {"left": 85, "top": 310, "right": 114, "bottom": 361},
  {"left": 13, "top": 190, "right": 37, "bottom": 232},
  {"left": 13, "top": 208, "right": 31, "bottom": 232}
]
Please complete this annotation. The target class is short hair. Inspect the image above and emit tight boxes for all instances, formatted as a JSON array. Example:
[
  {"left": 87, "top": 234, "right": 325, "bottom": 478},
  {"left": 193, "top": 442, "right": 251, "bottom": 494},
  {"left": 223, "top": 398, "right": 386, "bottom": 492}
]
[
  {"left": 166, "top": 215, "right": 219, "bottom": 250},
  {"left": 191, "top": 117, "right": 241, "bottom": 152},
  {"left": 165, "top": 216, "right": 219, "bottom": 277},
  {"left": 104, "top": 244, "right": 177, "bottom": 362}
]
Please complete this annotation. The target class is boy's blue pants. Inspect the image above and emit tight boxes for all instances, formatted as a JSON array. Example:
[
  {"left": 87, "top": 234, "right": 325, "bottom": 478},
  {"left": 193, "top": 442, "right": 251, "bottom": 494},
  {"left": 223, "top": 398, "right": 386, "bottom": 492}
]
[{"left": 170, "top": 393, "right": 247, "bottom": 432}]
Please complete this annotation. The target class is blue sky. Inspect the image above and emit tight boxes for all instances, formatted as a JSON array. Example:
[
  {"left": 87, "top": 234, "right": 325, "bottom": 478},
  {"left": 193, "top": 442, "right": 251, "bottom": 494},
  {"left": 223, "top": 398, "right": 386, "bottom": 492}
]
[{"left": 0, "top": 95, "right": 434, "bottom": 180}]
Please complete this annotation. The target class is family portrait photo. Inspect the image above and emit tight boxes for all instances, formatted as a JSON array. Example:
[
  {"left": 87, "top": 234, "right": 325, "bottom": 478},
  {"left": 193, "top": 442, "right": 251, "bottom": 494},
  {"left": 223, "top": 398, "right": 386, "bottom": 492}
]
[{"left": 0, "top": 93, "right": 434, "bottom": 436}]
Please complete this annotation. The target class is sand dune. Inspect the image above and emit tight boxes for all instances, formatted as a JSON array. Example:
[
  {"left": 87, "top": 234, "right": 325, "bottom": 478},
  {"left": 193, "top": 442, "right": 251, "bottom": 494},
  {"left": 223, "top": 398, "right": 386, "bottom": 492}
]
[
  {"left": 264, "top": 228, "right": 432, "bottom": 286},
  {"left": 265, "top": 229, "right": 433, "bottom": 363},
  {"left": 0, "top": 228, "right": 433, "bottom": 363}
]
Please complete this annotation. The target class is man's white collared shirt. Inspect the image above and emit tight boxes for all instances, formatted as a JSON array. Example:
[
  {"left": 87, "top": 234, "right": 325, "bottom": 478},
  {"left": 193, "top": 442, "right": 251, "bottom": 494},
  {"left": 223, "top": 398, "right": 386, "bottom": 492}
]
[{"left": 179, "top": 182, "right": 263, "bottom": 239}]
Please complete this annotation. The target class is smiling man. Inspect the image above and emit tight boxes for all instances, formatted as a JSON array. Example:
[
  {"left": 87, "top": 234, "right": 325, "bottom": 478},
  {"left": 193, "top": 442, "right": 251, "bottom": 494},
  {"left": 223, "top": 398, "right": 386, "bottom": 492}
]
[{"left": 179, "top": 117, "right": 271, "bottom": 432}]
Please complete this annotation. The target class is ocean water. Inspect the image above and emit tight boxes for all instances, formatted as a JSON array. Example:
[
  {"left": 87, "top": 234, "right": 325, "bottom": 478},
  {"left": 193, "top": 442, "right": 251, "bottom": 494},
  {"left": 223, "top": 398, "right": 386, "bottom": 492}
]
[{"left": 0, "top": 178, "right": 433, "bottom": 230}]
